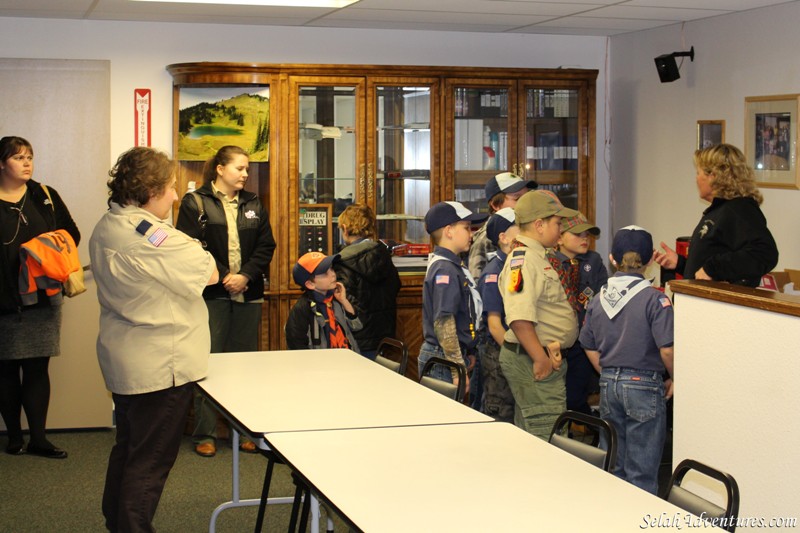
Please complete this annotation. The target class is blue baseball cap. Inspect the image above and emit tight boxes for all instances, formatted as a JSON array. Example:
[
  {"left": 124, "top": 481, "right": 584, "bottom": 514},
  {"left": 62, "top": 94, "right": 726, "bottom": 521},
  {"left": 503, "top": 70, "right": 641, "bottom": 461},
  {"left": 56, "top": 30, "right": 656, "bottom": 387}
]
[
  {"left": 611, "top": 225, "right": 653, "bottom": 264},
  {"left": 425, "top": 201, "right": 488, "bottom": 234},
  {"left": 485, "top": 207, "right": 516, "bottom": 246}
]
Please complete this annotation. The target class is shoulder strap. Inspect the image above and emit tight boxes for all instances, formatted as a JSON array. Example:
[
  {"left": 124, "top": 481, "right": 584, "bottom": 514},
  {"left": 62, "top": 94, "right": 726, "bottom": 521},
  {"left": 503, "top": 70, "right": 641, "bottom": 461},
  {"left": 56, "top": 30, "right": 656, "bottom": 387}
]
[
  {"left": 41, "top": 184, "right": 55, "bottom": 211},
  {"left": 190, "top": 191, "right": 205, "bottom": 218}
]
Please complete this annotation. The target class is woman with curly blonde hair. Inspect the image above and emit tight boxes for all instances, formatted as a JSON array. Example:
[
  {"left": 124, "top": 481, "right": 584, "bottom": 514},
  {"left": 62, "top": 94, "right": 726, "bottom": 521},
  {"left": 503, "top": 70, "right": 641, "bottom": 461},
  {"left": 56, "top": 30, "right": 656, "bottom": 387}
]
[{"left": 654, "top": 143, "right": 778, "bottom": 286}]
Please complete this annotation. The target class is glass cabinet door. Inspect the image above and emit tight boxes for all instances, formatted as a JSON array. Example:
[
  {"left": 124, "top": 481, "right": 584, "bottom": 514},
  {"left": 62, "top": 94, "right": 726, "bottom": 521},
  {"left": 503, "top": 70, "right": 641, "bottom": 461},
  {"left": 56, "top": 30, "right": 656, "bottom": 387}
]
[
  {"left": 294, "top": 79, "right": 364, "bottom": 257},
  {"left": 448, "top": 81, "right": 515, "bottom": 215},
  {"left": 372, "top": 84, "right": 434, "bottom": 245},
  {"left": 524, "top": 87, "right": 581, "bottom": 210}
]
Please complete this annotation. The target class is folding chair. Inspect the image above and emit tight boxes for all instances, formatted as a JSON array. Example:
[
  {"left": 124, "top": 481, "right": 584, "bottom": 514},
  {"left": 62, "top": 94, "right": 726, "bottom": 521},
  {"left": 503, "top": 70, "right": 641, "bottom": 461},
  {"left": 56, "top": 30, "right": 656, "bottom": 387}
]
[
  {"left": 548, "top": 410, "right": 618, "bottom": 472},
  {"left": 374, "top": 337, "right": 408, "bottom": 375},
  {"left": 666, "top": 459, "right": 740, "bottom": 532},
  {"left": 419, "top": 356, "right": 466, "bottom": 402}
]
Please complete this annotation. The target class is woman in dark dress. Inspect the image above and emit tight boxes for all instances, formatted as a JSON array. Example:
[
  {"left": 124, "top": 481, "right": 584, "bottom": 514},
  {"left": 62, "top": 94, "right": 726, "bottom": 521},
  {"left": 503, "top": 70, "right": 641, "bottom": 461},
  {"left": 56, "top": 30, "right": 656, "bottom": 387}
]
[{"left": 0, "top": 136, "right": 79, "bottom": 458}]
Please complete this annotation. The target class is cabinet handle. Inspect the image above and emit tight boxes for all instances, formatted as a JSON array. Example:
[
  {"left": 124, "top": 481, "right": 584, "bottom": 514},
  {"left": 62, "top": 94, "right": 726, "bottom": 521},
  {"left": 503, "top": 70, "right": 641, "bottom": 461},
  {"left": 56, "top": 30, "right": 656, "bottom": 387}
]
[
  {"left": 367, "top": 163, "right": 374, "bottom": 201},
  {"left": 512, "top": 162, "right": 518, "bottom": 176},
  {"left": 518, "top": 162, "right": 525, "bottom": 178},
  {"left": 359, "top": 164, "right": 366, "bottom": 199}
]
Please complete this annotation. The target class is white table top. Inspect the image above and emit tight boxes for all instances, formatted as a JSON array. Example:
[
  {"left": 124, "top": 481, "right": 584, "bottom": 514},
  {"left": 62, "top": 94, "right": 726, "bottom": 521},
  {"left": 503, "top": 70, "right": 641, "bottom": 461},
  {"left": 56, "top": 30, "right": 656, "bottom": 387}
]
[
  {"left": 197, "top": 349, "right": 491, "bottom": 435},
  {"left": 268, "top": 422, "right": 694, "bottom": 533}
]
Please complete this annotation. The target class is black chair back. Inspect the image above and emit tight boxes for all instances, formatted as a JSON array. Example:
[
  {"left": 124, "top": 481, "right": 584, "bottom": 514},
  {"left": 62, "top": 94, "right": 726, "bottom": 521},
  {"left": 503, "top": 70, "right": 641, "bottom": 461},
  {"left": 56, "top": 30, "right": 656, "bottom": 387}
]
[
  {"left": 419, "top": 356, "right": 466, "bottom": 402},
  {"left": 667, "top": 459, "right": 740, "bottom": 532},
  {"left": 548, "top": 410, "right": 618, "bottom": 472},
  {"left": 374, "top": 337, "right": 408, "bottom": 376}
]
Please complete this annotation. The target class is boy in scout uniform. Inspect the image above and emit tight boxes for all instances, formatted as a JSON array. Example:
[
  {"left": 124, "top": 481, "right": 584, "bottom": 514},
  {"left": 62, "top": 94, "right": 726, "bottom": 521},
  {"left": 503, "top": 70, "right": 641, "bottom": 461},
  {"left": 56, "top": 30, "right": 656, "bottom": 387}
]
[
  {"left": 419, "top": 201, "right": 487, "bottom": 386},
  {"left": 498, "top": 190, "right": 579, "bottom": 439}
]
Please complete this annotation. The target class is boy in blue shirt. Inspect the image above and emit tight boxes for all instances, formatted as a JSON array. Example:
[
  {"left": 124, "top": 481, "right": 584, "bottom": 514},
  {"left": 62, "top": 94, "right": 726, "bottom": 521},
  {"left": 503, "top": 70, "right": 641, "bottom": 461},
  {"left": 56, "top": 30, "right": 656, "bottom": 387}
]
[
  {"left": 475, "top": 207, "right": 518, "bottom": 421},
  {"left": 553, "top": 212, "right": 608, "bottom": 414},
  {"left": 419, "top": 202, "right": 487, "bottom": 388},
  {"left": 580, "top": 226, "right": 674, "bottom": 494}
]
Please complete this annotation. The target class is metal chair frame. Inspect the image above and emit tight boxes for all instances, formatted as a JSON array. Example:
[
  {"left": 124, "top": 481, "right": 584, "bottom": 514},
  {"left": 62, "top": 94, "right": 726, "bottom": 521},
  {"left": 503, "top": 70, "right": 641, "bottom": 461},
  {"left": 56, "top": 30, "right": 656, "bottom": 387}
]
[
  {"left": 419, "top": 356, "right": 467, "bottom": 402},
  {"left": 374, "top": 337, "right": 408, "bottom": 376},
  {"left": 666, "top": 459, "right": 740, "bottom": 532},
  {"left": 548, "top": 410, "right": 618, "bottom": 472}
]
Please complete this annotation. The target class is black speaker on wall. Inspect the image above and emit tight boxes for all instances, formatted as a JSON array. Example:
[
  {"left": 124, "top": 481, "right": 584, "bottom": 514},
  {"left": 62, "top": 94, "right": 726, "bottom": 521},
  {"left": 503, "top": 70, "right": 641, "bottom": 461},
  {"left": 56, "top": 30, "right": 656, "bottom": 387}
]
[{"left": 654, "top": 46, "right": 695, "bottom": 83}]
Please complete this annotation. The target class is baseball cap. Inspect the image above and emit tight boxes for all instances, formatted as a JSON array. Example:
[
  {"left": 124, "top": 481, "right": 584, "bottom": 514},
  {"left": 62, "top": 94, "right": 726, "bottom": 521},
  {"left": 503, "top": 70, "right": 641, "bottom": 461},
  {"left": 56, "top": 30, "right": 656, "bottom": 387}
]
[
  {"left": 561, "top": 212, "right": 600, "bottom": 236},
  {"left": 611, "top": 225, "right": 653, "bottom": 264},
  {"left": 484, "top": 172, "right": 537, "bottom": 200},
  {"left": 424, "top": 201, "right": 489, "bottom": 234},
  {"left": 293, "top": 251, "right": 339, "bottom": 286},
  {"left": 514, "top": 190, "right": 579, "bottom": 225},
  {"left": 485, "top": 207, "right": 516, "bottom": 246}
]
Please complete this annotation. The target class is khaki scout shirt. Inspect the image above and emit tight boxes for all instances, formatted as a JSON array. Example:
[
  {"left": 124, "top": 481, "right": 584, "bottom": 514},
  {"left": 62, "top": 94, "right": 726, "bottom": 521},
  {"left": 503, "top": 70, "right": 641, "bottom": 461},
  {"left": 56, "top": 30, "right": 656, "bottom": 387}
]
[
  {"left": 498, "top": 234, "right": 578, "bottom": 349},
  {"left": 89, "top": 202, "right": 216, "bottom": 395}
]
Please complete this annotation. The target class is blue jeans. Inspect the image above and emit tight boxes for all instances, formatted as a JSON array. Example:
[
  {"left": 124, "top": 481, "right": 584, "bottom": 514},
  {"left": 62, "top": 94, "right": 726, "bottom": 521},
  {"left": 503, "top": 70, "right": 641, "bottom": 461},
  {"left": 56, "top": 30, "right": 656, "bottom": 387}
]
[
  {"left": 599, "top": 367, "right": 666, "bottom": 494},
  {"left": 418, "top": 341, "right": 454, "bottom": 383}
]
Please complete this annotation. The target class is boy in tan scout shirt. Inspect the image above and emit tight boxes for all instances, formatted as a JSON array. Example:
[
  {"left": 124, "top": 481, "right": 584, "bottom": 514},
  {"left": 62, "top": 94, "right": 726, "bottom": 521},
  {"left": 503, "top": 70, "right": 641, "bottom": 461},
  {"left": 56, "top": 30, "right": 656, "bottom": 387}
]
[{"left": 498, "top": 190, "right": 579, "bottom": 439}]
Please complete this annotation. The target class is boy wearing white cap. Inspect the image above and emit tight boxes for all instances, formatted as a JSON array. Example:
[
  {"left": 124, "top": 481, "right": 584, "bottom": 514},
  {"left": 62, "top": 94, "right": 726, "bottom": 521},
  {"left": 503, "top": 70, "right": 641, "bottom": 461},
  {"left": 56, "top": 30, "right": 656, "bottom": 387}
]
[
  {"left": 468, "top": 172, "right": 536, "bottom": 279},
  {"left": 579, "top": 225, "right": 674, "bottom": 494},
  {"left": 420, "top": 201, "right": 488, "bottom": 387}
]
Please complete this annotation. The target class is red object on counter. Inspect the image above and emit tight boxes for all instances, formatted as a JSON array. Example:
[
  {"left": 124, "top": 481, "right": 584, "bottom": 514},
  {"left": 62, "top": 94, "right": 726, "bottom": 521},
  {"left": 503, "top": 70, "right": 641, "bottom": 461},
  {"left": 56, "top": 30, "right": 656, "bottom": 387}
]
[{"left": 674, "top": 236, "right": 690, "bottom": 279}]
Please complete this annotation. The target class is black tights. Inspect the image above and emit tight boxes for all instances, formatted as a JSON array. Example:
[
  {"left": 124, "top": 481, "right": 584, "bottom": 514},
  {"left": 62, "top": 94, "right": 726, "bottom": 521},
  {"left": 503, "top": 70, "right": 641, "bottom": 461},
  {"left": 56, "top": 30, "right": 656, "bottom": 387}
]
[{"left": 0, "top": 357, "right": 53, "bottom": 448}]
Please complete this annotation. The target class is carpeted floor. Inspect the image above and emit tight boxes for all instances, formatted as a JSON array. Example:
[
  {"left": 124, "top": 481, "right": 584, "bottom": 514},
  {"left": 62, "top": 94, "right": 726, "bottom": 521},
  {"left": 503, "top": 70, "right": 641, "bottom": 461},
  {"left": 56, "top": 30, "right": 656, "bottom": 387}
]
[{"left": 0, "top": 429, "right": 346, "bottom": 532}]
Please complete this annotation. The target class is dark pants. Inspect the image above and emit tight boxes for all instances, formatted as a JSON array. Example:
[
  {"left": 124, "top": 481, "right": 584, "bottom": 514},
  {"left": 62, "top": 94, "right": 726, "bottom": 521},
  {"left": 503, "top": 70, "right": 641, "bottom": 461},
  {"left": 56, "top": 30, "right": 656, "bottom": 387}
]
[
  {"left": 565, "top": 344, "right": 596, "bottom": 415},
  {"left": 103, "top": 383, "right": 193, "bottom": 533}
]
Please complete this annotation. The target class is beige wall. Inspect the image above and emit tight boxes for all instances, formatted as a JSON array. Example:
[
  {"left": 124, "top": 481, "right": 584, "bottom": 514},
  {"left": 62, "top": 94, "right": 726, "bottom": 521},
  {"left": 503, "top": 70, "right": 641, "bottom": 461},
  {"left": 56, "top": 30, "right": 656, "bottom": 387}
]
[{"left": 673, "top": 292, "right": 800, "bottom": 525}]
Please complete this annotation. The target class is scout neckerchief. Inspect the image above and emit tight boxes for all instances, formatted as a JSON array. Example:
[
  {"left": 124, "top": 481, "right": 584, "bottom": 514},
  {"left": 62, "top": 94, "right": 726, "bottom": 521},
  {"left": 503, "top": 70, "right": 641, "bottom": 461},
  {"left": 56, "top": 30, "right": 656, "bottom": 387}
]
[
  {"left": 323, "top": 295, "right": 350, "bottom": 348},
  {"left": 549, "top": 252, "right": 582, "bottom": 313},
  {"left": 426, "top": 251, "right": 484, "bottom": 337},
  {"left": 311, "top": 290, "right": 350, "bottom": 349},
  {"left": 599, "top": 274, "right": 651, "bottom": 320}
]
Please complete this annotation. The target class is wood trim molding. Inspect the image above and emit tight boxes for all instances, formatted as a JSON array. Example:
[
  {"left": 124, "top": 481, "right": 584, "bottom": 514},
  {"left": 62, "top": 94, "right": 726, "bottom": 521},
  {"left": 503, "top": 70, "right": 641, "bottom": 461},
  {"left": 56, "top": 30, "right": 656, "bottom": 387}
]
[{"left": 669, "top": 280, "right": 800, "bottom": 318}]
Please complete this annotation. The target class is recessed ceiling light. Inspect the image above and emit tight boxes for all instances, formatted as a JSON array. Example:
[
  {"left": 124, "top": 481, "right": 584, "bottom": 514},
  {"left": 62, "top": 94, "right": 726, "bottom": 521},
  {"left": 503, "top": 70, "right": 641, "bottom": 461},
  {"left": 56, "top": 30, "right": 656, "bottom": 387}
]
[{"left": 130, "top": 0, "right": 358, "bottom": 7}]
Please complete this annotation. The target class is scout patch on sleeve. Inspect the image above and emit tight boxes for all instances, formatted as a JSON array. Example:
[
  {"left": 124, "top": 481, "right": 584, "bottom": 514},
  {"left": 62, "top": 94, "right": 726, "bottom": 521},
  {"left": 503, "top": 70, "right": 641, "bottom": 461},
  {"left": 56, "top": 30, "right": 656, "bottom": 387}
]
[
  {"left": 659, "top": 296, "right": 672, "bottom": 308},
  {"left": 508, "top": 250, "right": 525, "bottom": 293},
  {"left": 485, "top": 274, "right": 498, "bottom": 284},
  {"left": 435, "top": 274, "right": 450, "bottom": 285}
]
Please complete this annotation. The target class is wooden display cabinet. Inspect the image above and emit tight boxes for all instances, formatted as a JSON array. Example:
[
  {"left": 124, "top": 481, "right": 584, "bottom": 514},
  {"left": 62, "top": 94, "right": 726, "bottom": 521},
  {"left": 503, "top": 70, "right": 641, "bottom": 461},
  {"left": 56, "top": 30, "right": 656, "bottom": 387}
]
[{"left": 167, "top": 63, "right": 596, "bottom": 367}]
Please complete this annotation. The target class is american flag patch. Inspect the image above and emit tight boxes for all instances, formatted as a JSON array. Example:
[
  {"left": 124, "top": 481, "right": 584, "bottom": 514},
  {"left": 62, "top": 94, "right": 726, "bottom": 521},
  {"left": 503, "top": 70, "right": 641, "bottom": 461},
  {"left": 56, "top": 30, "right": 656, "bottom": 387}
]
[
  {"left": 485, "top": 274, "right": 498, "bottom": 284},
  {"left": 659, "top": 297, "right": 672, "bottom": 308},
  {"left": 510, "top": 258, "right": 524, "bottom": 268},
  {"left": 435, "top": 274, "right": 450, "bottom": 285},
  {"left": 148, "top": 228, "right": 168, "bottom": 247}
]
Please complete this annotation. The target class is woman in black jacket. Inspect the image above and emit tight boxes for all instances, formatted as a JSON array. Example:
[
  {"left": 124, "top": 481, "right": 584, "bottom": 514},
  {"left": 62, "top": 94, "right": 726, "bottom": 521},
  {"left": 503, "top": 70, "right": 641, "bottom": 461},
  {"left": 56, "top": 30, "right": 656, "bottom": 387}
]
[
  {"left": 0, "top": 136, "right": 79, "bottom": 458},
  {"left": 654, "top": 143, "right": 778, "bottom": 286},
  {"left": 176, "top": 145, "right": 275, "bottom": 457},
  {"left": 334, "top": 204, "right": 401, "bottom": 359}
]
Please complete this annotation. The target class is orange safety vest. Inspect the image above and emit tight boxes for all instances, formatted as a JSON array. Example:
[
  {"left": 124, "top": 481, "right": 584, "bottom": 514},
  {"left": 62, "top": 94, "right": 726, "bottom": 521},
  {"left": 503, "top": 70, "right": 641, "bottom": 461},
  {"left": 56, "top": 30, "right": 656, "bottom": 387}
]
[{"left": 18, "top": 229, "right": 80, "bottom": 305}]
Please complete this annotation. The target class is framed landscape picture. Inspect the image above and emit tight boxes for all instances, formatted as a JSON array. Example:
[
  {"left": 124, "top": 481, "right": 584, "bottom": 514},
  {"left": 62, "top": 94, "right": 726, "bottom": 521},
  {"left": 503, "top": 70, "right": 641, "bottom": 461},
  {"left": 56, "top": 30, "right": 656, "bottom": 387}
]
[
  {"left": 177, "top": 86, "right": 270, "bottom": 161},
  {"left": 745, "top": 94, "right": 799, "bottom": 189}
]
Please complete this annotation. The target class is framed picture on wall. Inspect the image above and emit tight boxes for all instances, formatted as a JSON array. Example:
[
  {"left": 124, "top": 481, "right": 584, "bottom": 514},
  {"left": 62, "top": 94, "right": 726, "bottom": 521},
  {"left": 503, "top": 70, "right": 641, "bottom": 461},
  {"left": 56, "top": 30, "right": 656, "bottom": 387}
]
[
  {"left": 696, "top": 120, "right": 725, "bottom": 150},
  {"left": 745, "top": 94, "right": 800, "bottom": 189},
  {"left": 177, "top": 86, "right": 270, "bottom": 161}
]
